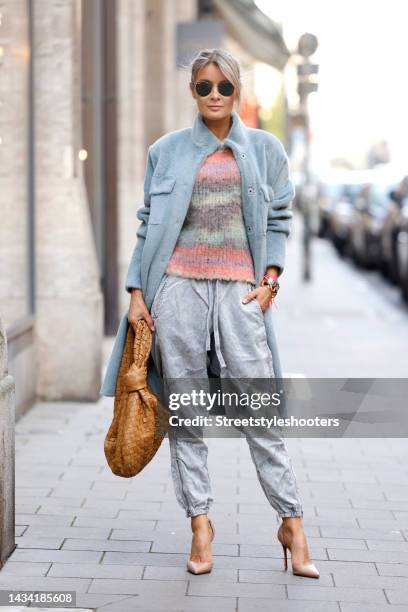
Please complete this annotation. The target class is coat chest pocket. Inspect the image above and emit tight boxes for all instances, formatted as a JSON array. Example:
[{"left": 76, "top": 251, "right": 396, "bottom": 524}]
[
  {"left": 260, "top": 183, "right": 274, "bottom": 203},
  {"left": 148, "top": 174, "right": 176, "bottom": 224}
]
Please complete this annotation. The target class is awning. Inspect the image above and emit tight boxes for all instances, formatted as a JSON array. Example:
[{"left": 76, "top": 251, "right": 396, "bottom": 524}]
[{"left": 212, "top": 0, "right": 290, "bottom": 71}]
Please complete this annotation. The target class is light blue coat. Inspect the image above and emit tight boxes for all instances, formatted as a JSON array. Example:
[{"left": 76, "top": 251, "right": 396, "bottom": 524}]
[{"left": 100, "top": 110, "right": 295, "bottom": 416}]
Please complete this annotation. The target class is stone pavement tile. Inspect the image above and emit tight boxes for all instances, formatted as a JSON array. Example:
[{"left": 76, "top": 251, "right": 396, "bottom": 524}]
[
  {"left": 239, "top": 544, "right": 327, "bottom": 561},
  {"left": 320, "top": 526, "right": 404, "bottom": 540},
  {"left": 88, "top": 578, "right": 187, "bottom": 596},
  {"left": 188, "top": 580, "right": 286, "bottom": 598},
  {"left": 16, "top": 537, "right": 64, "bottom": 549},
  {"left": 15, "top": 487, "right": 53, "bottom": 497},
  {"left": 15, "top": 514, "right": 74, "bottom": 526},
  {"left": 308, "top": 537, "right": 367, "bottom": 550},
  {"left": 38, "top": 505, "right": 119, "bottom": 518},
  {"left": 116, "top": 509, "right": 184, "bottom": 521},
  {"left": 303, "top": 482, "right": 350, "bottom": 495},
  {"left": 15, "top": 525, "right": 28, "bottom": 536},
  {"left": 86, "top": 500, "right": 161, "bottom": 512},
  {"left": 306, "top": 469, "right": 377, "bottom": 484},
  {"left": 366, "top": 539, "right": 408, "bottom": 551},
  {"left": 342, "top": 485, "right": 387, "bottom": 501},
  {"left": 8, "top": 549, "right": 103, "bottom": 563},
  {"left": 315, "top": 507, "right": 394, "bottom": 520},
  {"left": 0, "top": 561, "right": 51, "bottom": 576},
  {"left": 394, "top": 511, "right": 408, "bottom": 521},
  {"left": 385, "top": 588, "right": 408, "bottom": 604},
  {"left": 0, "top": 575, "right": 91, "bottom": 592},
  {"left": 238, "top": 599, "right": 340, "bottom": 612},
  {"left": 59, "top": 466, "right": 102, "bottom": 479},
  {"left": 23, "top": 526, "right": 112, "bottom": 540},
  {"left": 238, "top": 568, "right": 333, "bottom": 586},
  {"left": 143, "top": 566, "right": 237, "bottom": 581},
  {"left": 49, "top": 483, "right": 95, "bottom": 494},
  {"left": 340, "top": 470, "right": 384, "bottom": 484},
  {"left": 381, "top": 491, "right": 408, "bottom": 503},
  {"left": 73, "top": 516, "right": 156, "bottom": 530},
  {"left": 48, "top": 562, "right": 143, "bottom": 579},
  {"left": 15, "top": 501, "right": 41, "bottom": 513},
  {"left": 340, "top": 604, "right": 407, "bottom": 612},
  {"left": 16, "top": 495, "right": 87, "bottom": 506},
  {"left": 96, "top": 594, "right": 237, "bottom": 612},
  {"left": 333, "top": 572, "right": 408, "bottom": 589},
  {"left": 62, "top": 539, "right": 151, "bottom": 553},
  {"left": 43, "top": 488, "right": 90, "bottom": 506},
  {"left": 328, "top": 548, "right": 408, "bottom": 563},
  {"left": 376, "top": 563, "right": 408, "bottom": 577},
  {"left": 16, "top": 476, "right": 60, "bottom": 488},
  {"left": 124, "top": 485, "right": 167, "bottom": 498},
  {"left": 50, "top": 487, "right": 125, "bottom": 501},
  {"left": 287, "top": 584, "right": 387, "bottom": 604},
  {"left": 301, "top": 560, "right": 378, "bottom": 575},
  {"left": 358, "top": 518, "right": 408, "bottom": 530}
]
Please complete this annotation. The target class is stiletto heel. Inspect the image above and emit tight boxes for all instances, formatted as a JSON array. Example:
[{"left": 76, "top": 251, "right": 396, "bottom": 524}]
[
  {"left": 187, "top": 517, "right": 215, "bottom": 575},
  {"left": 277, "top": 524, "right": 320, "bottom": 579},
  {"left": 281, "top": 542, "right": 288, "bottom": 571}
]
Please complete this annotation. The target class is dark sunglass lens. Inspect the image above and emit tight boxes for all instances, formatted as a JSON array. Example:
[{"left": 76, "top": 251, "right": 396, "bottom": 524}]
[
  {"left": 195, "top": 81, "right": 212, "bottom": 96},
  {"left": 218, "top": 81, "right": 234, "bottom": 96}
]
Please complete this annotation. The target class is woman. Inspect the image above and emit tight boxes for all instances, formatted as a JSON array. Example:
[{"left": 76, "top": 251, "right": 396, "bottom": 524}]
[{"left": 101, "top": 48, "right": 319, "bottom": 579}]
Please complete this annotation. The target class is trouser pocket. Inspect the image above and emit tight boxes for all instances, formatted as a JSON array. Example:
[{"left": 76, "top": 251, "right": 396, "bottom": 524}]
[{"left": 150, "top": 273, "right": 170, "bottom": 319}]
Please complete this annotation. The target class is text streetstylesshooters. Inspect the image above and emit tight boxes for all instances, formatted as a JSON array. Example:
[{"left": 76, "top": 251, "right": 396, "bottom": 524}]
[{"left": 169, "top": 415, "right": 340, "bottom": 428}]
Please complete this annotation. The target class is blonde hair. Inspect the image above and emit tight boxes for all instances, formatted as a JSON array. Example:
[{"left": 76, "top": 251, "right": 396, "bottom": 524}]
[{"left": 188, "top": 48, "right": 242, "bottom": 110}]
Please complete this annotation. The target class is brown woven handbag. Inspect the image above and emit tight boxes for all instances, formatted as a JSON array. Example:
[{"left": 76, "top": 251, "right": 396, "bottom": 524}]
[{"left": 104, "top": 319, "right": 169, "bottom": 478}]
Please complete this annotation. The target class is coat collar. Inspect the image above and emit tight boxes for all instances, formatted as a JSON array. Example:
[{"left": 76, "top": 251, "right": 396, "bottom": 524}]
[{"left": 191, "top": 110, "right": 248, "bottom": 151}]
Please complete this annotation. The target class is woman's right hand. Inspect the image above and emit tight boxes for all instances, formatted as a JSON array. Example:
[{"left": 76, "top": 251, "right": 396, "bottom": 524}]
[{"left": 128, "top": 289, "right": 155, "bottom": 333}]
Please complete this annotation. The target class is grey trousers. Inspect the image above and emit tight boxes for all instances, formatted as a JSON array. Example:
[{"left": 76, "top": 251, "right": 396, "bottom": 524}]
[{"left": 150, "top": 273, "right": 303, "bottom": 519}]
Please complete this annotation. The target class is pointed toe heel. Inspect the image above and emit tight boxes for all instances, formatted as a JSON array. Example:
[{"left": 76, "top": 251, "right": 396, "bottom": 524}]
[
  {"left": 187, "top": 517, "right": 215, "bottom": 575},
  {"left": 277, "top": 524, "right": 320, "bottom": 579},
  {"left": 186, "top": 559, "right": 213, "bottom": 575}
]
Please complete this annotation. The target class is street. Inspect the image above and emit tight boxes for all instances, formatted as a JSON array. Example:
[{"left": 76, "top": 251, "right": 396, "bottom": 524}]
[{"left": 1, "top": 211, "right": 408, "bottom": 611}]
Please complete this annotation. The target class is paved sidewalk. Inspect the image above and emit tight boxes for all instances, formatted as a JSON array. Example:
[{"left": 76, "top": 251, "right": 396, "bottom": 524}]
[{"left": 1, "top": 212, "right": 408, "bottom": 611}]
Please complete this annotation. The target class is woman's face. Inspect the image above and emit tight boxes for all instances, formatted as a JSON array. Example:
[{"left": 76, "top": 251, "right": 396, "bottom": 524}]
[{"left": 191, "top": 63, "right": 237, "bottom": 121}]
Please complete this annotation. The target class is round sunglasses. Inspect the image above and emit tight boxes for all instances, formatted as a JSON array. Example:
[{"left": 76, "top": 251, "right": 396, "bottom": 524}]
[{"left": 194, "top": 79, "right": 235, "bottom": 97}]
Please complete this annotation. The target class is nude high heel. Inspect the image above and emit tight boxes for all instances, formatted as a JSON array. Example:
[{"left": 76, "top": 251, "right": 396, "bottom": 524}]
[
  {"left": 186, "top": 517, "right": 215, "bottom": 575},
  {"left": 277, "top": 524, "right": 320, "bottom": 579}
]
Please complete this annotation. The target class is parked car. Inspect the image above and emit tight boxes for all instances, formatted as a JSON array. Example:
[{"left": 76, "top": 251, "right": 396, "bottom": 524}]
[
  {"left": 328, "top": 183, "right": 362, "bottom": 256},
  {"left": 380, "top": 176, "right": 408, "bottom": 283},
  {"left": 349, "top": 181, "right": 398, "bottom": 269},
  {"left": 396, "top": 201, "right": 408, "bottom": 302}
]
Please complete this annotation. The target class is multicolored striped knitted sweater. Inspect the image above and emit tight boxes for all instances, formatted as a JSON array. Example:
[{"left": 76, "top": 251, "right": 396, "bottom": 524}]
[{"left": 165, "top": 145, "right": 256, "bottom": 283}]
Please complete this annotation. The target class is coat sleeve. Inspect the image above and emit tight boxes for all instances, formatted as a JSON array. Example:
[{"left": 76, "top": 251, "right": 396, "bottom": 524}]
[
  {"left": 265, "top": 143, "right": 295, "bottom": 277},
  {"left": 125, "top": 147, "right": 155, "bottom": 293}
]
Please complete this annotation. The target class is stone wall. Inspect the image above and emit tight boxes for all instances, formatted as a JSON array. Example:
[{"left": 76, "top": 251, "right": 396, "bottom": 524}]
[{"left": 0, "top": 316, "right": 15, "bottom": 567}]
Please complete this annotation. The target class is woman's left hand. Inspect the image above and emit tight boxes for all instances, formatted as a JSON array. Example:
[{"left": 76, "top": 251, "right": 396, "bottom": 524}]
[{"left": 242, "top": 285, "right": 273, "bottom": 314}]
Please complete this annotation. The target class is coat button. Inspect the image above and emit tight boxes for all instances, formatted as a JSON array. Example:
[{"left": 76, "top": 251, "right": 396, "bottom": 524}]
[
  {"left": 241, "top": 153, "right": 246, "bottom": 159},
  {"left": 248, "top": 186, "right": 254, "bottom": 195},
  {"left": 247, "top": 226, "right": 252, "bottom": 232}
]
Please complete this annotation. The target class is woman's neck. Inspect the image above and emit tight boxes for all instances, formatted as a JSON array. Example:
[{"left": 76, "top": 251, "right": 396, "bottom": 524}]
[{"left": 202, "top": 114, "right": 233, "bottom": 142}]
